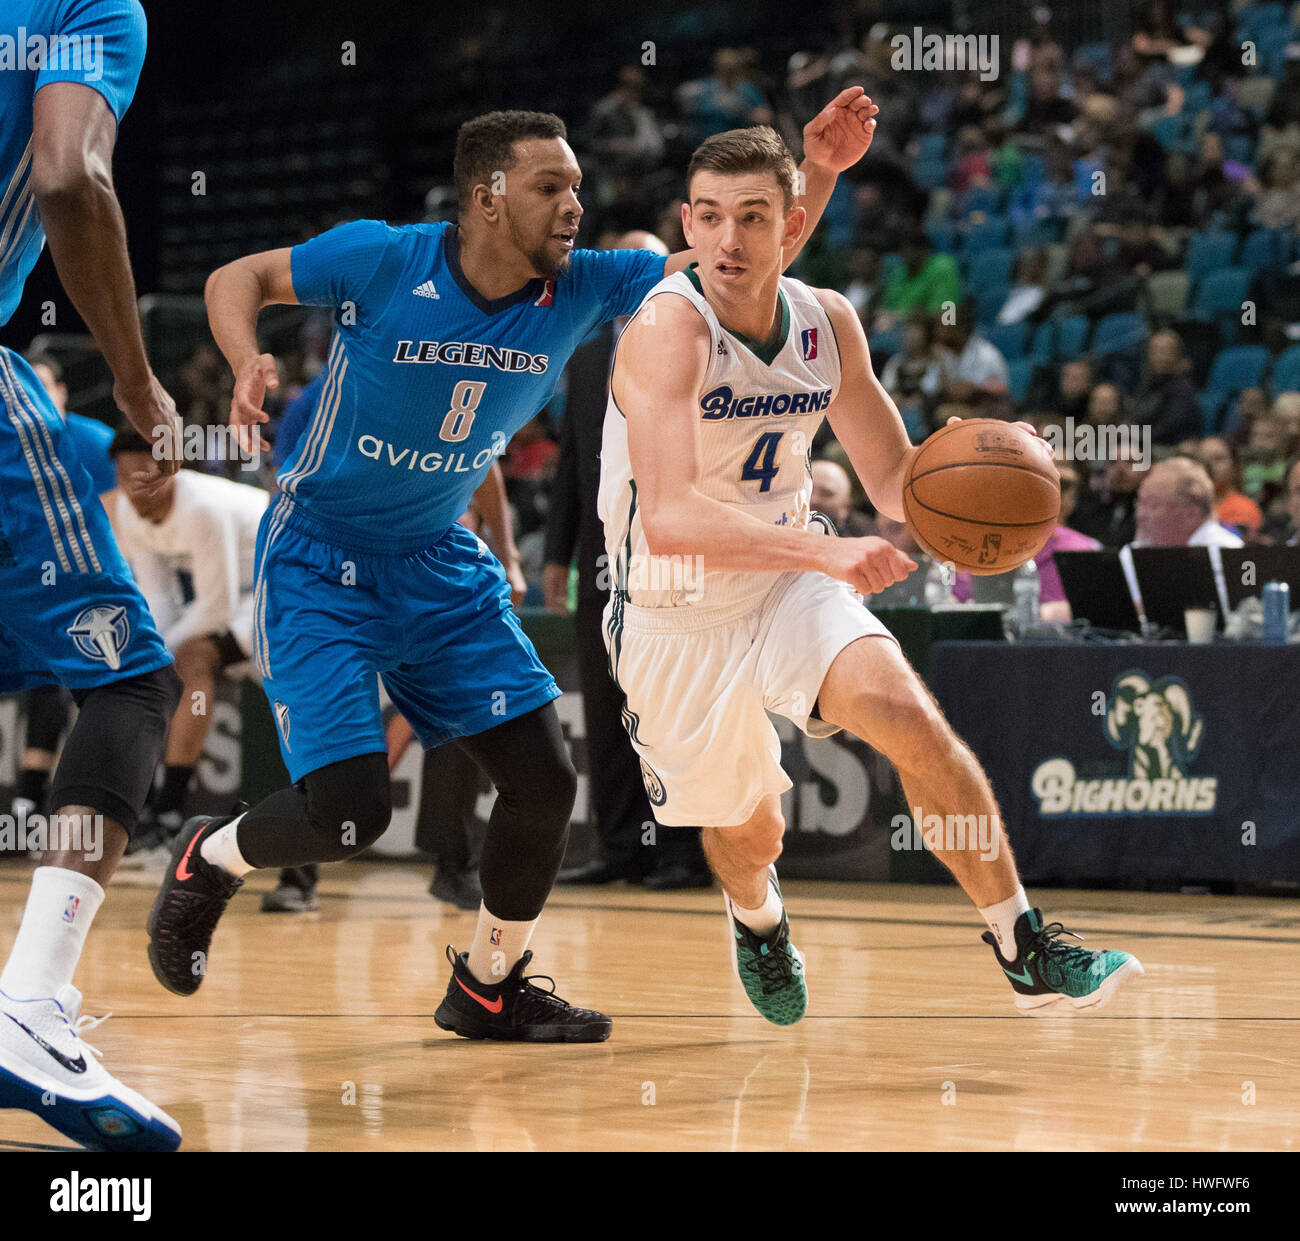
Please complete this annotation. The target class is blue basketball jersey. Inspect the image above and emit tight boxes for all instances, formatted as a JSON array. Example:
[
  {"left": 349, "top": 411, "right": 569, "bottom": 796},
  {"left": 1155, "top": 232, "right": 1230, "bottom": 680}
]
[
  {"left": 283, "top": 221, "right": 665, "bottom": 551},
  {"left": 0, "top": 0, "right": 146, "bottom": 327}
]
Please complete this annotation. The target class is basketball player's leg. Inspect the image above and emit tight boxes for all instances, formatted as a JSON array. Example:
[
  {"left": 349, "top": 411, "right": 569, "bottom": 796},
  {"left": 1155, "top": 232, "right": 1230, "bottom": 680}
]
[
  {"left": 701, "top": 794, "right": 785, "bottom": 911},
  {"left": 146, "top": 514, "right": 397, "bottom": 996},
  {"left": 375, "top": 526, "right": 607, "bottom": 1040},
  {"left": 0, "top": 398, "right": 185, "bottom": 1147},
  {"left": 815, "top": 634, "right": 1143, "bottom": 1012}
]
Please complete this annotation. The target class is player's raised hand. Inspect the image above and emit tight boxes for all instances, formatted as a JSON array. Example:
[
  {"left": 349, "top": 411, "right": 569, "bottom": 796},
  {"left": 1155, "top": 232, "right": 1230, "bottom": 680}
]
[
  {"left": 230, "top": 353, "right": 279, "bottom": 455},
  {"left": 115, "top": 370, "right": 182, "bottom": 486},
  {"left": 823, "top": 534, "right": 917, "bottom": 596},
  {"left": 802, "top": 86, "right": 879, "bottom": 172}
]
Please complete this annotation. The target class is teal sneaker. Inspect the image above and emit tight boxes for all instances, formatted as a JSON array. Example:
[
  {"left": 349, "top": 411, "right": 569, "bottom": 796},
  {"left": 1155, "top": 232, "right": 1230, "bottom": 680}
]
[
  {"left": 727, "top": 874, "right": 808, "bottom": 1026},
  {"left": 983, "top": 907, "right": 1144, "bottom": 1015}
]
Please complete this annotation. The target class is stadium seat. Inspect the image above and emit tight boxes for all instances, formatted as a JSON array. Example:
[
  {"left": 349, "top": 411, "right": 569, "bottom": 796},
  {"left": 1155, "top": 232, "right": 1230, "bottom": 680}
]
[
  {"left": 1185, "top": 230, "right": 1238, "bottom": 281},
  {"left": 1149, "top": 114, "right": 1191, "bottom": 150},
  {"left": 961, "top": 217, "right": 1011, "bottom": 253},
  {"left": 1144, "top": 269, "right": 1191, "bottom": 323},
  {"left": 927, "top": 221, "right": 958, "bottom": 253},
  {"left": 1031, "top": 319, "right": 1055, "bottom": 366},
  {"left": 987, "top": 321, "right": 1030, "bottom": 360},
  {"left": 1271, "top": 344, "right": 1300, "bottom": 393},
  {"left": 1188, "top": 266, "right": 1253, "bottom": 340},
  {"left": 1056, "top": 314, "right": 1090, "bottom": 359},
  {"left": 964, "top": 246, "right": 1016, "bottom": 290},
  {"left": 1237, "top": 74, "right": 1277, "bottom": 116},
  {"left": 1090, "top": 312, "right": 1149, "bottom": 357},
  {"left": 1239, "top": 227, "right": 1285, "bottom": 272},
  {"left": 1203, "top": 345, "right": 1271, "bottom": 394},
  {"left": 1008, "top": 356, "right": 1034, "bottom": 403}
]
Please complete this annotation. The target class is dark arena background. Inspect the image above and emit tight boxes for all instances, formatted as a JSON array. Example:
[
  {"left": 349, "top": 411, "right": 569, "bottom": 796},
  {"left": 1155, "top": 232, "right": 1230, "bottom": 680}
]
[{"left": 0, "top": 0, "right": 1296, "bottom": 1199}]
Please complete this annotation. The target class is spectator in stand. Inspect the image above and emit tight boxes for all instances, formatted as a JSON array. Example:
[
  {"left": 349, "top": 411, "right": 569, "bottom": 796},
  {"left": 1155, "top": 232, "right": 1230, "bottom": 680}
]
[
  {"left": 1133, "top": 330, "right": 1202, "bottom": 445},
  {"left": 1087, "top": 381, "right": 1129, "bottom": 427},
  {"left": 1272, "top": 392, "right": 1300, "bottom": 458},
  {"left": 1247, "top": 256, "right": 1300, "bottom": 354},
  {"left": 875, "top": 227, "right": 961, "bottom": 329},
  {"left": 995, "top": 248, "right": 1049, "bottom": 326},
  {"left": 1250, "top": 149, "right": 1300, "bottom": 232},
  {"left": 1071, "top": 447, "right": 1143, "bottom": 547},
  {"left": 1225, "top": 385, "right": 1269, "bottom": 447},
  {"left": 1281, "top": 458, "right": 1300, "bottom": 544},
  {"left": 879, "top": 313, "right": 945, "bottom": 439},
  {"left": 811, "top": 459, "right": 872, "bottom": 537},
  {"left": 949, "top": 124, "right": 992, "bottom": 192},
  {"left": 1120, "top": 457, "right": 1243, "bottom": 620},
  {"left": 1242, "top": 415, "right": 1290, "bottom": 508},
  {"left": 584, "top": 67, "right": 665, "bottom": 176},
  {"left": 1026, "top": 356, "right": 1093, "bottom": 421},
  {"left": 1196, "top": 435, "right": 1263, "bottom": 536},
  {"left": 1259, "top": 62, "right": 1300, "bottom": 166},
  {"left": 678, "top": 48, "right": 773, "bottom": 145},
  {"left": 1020, "top": 62, "right": 1077, "bottom": 134},
  {"left": 933, "top": 300, "right": 1010, "bottom": 408}
]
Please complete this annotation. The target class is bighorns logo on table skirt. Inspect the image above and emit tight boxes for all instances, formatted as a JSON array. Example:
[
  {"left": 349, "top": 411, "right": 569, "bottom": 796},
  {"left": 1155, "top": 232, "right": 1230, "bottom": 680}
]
[{"left": 1031, "top": 671, "right": 1218, "bottom": 816}]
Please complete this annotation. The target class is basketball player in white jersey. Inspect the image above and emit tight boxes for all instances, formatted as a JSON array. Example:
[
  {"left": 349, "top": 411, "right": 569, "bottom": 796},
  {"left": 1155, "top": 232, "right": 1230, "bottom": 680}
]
[{"left": 599, "top": 127, "right": 1143, "bottom": 1022}]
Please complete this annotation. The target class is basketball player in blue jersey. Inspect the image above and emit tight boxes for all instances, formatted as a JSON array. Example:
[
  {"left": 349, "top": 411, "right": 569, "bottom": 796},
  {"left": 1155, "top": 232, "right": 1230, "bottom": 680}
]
[
  {"left": 148, "top": 92, "right": 881, "bottom": 1041},
  {"left": 0, "top": 0, "right": 185, "bottom": 1150}
]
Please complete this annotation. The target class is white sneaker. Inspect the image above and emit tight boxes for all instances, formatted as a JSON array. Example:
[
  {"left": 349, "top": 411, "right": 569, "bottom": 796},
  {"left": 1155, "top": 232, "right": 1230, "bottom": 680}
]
[{"left": 0, "top": 985, "right": 181, "bottom": 1151}]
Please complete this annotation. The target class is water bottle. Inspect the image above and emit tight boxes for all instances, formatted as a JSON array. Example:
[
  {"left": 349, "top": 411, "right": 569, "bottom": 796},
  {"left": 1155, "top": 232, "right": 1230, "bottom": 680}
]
[
  {"left": 924, "top": 557, "right": 956, "bottom": 607},
  {"left": 1012, "top": 558, "right": 1040, "bottom": 635},
  {"left": 1262, "top": 581, "right": 1290, "bottom": 644}
]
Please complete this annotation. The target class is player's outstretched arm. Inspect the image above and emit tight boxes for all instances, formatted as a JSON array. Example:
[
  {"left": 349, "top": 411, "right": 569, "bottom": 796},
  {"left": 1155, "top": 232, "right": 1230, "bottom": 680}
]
[
  {"left": 665, "top": 87, "right": 879, "bottom": 278},
  {"left": 31, "top": 83, "right": 179, "bottom": 473},
  {"left": 205, "top": 249, "right": 298, "bottom": 453},
  {"left": 621, "top": 294, "right": 852, "bottom": 580}
]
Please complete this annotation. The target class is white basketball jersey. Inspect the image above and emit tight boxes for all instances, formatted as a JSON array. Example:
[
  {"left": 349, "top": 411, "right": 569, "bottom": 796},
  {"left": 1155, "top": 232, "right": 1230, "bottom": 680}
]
[{"left": 598, "top": 266, "right": 842, "bottom": 610}]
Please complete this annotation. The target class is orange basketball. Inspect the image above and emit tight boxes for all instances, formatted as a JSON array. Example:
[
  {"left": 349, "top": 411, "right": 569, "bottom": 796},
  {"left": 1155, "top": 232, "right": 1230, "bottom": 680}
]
[{"left": 902, "top": 419, "right": 1060, "bottom": 575}]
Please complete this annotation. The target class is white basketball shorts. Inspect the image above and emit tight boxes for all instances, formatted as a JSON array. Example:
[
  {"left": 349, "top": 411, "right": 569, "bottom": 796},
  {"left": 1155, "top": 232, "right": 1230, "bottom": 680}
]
[{"left": 603, "top": 570, "right": 898, "bottom": 827}]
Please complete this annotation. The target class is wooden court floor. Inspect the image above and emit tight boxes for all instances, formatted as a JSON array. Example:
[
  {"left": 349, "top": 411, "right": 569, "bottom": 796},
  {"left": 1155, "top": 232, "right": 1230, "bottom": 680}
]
[{"left": 1, "top": 860, "right": 1297, "bottom": 1152}]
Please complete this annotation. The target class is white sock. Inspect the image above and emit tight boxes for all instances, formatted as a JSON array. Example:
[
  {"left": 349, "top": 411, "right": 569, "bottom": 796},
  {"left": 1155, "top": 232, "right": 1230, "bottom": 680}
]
[
  {"left": 0, "top": 867, "right": 105, "bottom": 1000},
  {"left": 466, "top": 904, "right": 537, "bottom": 986},
  {"left": 200, "top": 813, "right": 254, "bottom": 878},
  {"left": 729, "top": 874, "right": 784, "bottom": 937},
  {"left": 978, "top": 885, "right": 1031, "bottom": 960}
]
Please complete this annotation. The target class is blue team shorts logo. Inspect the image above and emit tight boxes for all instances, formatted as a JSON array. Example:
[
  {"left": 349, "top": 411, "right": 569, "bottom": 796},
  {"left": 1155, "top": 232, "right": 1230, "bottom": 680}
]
[
  {"left": 67, "top": 605, "right": 130, "bottom": 671},
  {"left": 274, "top": 700, "right": 292, "bottom": 752}
]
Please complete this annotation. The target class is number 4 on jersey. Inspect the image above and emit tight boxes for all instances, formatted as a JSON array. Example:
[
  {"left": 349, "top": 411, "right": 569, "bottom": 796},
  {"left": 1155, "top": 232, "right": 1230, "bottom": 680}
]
[{"left": 741, "top": 431, "right": 783, "bottom": 493}]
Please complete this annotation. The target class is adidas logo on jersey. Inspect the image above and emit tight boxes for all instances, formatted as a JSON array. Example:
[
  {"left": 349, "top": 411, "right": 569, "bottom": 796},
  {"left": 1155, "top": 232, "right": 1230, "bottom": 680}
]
[{"left": 413, "top": 280, "right": 440, "bottom": 299}]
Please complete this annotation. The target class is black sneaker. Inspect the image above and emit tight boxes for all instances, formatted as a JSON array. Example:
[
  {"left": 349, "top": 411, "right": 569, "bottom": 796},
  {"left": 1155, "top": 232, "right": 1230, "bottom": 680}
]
[
  {"left": 146, "top": 816, "right": 244, "bottom": 996},
  {"left": 433, "top": 946, "right": 611, "bottom": 1043},
  {"left": 428, "top": 868, "right": 483, "bottom": 911},
  {"left": 261, "top": 865, "right": 319, "bottom": 913},
  {"left": 982, "top": 907, "right": 1144, "bottom": 1015}
]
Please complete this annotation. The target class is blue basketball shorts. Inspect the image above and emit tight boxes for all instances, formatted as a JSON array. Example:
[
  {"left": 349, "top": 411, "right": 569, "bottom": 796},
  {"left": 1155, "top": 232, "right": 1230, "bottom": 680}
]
[
  {"left": 252, "top": 493, "right": 561, "bottom": 783},
  {"left": 0, "top": 347, "right": 171, "bottom": 694}
]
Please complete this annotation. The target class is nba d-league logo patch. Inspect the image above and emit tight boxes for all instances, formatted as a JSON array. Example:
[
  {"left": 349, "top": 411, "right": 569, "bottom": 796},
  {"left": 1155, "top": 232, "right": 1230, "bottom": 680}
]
[
  {"left": 801, "top": 327, "right": 818, "bottom": 360},
  {"left": 63, "top": 896, "right": 80, "bottom": 924},
  {"left": 67, "top": 605, "right": 130, "bottom": 671},
  {"left": 489, "top": 927, "right": 502, "bottom": 946},
  {"left": 274, "top": 700, "right": 292, "bottom": 751}
]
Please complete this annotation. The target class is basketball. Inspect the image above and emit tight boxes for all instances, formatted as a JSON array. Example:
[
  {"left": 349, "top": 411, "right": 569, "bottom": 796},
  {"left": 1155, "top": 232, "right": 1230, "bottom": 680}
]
[{"left": 903, "top": 419, "right": 1061, "bottom": 576}]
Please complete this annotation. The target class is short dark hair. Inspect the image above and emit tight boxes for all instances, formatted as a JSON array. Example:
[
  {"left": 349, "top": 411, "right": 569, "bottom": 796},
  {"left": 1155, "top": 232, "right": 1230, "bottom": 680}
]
[
  {"left": 687, "top": 126, "right": 798, "bottom": 210},
  {"left": 25, "top": 350, "right": 62, "bottom": 383},
  {"left": 109, "top": 426, "right": 153, "bottom": 459},
  {"left": 453, "top": 110, "right": 567, "bottom": 208}
]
